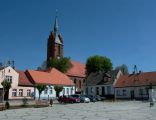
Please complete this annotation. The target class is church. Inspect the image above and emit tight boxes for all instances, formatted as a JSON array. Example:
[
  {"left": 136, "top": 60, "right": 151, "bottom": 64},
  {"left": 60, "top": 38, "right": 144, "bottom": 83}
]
[{"left": 46, "top": 15, "right": 86, "bottom": 94}]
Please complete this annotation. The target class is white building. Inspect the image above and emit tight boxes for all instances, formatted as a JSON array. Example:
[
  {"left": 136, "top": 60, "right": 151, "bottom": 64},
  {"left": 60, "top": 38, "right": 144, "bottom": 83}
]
[{"left": 25, "top": 68, "right": 75, "bottom": 100}]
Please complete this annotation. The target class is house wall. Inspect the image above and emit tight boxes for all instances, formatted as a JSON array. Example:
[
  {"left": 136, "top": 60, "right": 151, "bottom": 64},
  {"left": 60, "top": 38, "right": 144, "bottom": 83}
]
[
  {"left": 0, "top": 66, "right": 19, "bottom": 88},
  {"left": 0, "top": 66, "right": 34, "bottom": 100},
  {"left": 115, "top": 86, "right": 156, "bottom": 100},
  {"left": 9, "top": 87, "right": 34, "bottom": 99},
  {"left": 68, "top": 76, "right": 84, "bottom": 93},
  {"left": 86, "top": 85, "right": 114, "bottom": 96},
  {"left": 34, "top": 85, "right": 75, "bottom": 100}
]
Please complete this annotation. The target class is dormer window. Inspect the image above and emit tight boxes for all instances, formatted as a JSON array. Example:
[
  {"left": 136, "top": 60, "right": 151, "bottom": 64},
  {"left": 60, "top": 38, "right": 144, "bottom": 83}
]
[{"left": 8, "top": 69, "right": 10, "bottom": 73}]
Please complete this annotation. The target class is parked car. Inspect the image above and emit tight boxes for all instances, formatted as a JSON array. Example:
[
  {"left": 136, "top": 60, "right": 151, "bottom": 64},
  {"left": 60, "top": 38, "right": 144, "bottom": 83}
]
[
  {"left": 80, "top": 95, "right": 90, "bottom": 103},
  {"left": 84, "top": 95, "right": 97, "bottom": 102},
  {"left": 70, "top": 94, "right": 90, "bottom": 103},
  {"left": 58, "top": 95, "right": 80, "bottom": 103},
  {"left": 95, "top": 95, "right": 102, "bottom": 101}
]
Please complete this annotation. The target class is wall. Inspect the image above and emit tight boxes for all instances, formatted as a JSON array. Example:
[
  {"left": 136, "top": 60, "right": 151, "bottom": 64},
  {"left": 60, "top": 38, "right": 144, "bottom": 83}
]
[
  {"left": 115, "top": 86, "right": 155, "bottom": 100},
  {"left": 68, "top": 76, "right": 84, "bottom": 93},
  {"left": 0, "top": 66, "right": 19, "bottom": 88},
  {"left": 0, "top": 66, "right": 34, "bottom": 100},
  {"left": 34, "top": 85, "right": 75, "bottom": 100},
  {"left": 9, "top": 87, "right": 34, "bottom": 99},
  {"left": 87, "top": 85, "right": 114, "bottom": 96}
]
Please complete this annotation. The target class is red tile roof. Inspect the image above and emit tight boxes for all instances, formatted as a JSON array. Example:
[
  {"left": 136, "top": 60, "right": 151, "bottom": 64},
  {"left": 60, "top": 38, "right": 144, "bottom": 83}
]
[
  {"left": 66, "top": 60, "right": 86, "bottom": 78},
  {"left": 26, "top": 68, "right": 74, "bottom": 86},
  {"left": 115, "top": 72, "right": 156, "bottom": 88},
  {"left": 16, "top": 70, "right": 33, "bottom": 86}
]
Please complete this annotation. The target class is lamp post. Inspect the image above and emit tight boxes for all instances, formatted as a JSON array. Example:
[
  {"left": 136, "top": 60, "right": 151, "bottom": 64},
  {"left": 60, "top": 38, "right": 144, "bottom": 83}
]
[{"left": 2, "top": 67, "right": 5, "bottom": 103}]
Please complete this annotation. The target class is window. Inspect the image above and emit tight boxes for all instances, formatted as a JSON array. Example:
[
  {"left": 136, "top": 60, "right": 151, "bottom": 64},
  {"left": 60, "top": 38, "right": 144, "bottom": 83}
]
[
  {"left": 91, "top": 87, "right": 93, "bottom": 93},
  {"left": 79, "top": 80, "right": 81, "bottom": 89},
  {"left": 49, "top": 87, "right": 53, "bottom": 94},
  {"left": 67, "top": 88, "right": 69, "bottom": 95},
  {"left": 70, "top": 88, "right": 73, "bottom": 94},
  {"left": 44, "top": 89, "right": 48, "bottom": 94},
  {"left": 5, "top": 75, "right": 12, "bottom": 83},
  {"left": 63, "top": 88, "right": 65, "bottom": 95},
  {"left": 107, "top": 86, "right": 111, "bottom": 94},
  {"left": 139, "top": 89, "right": 143, "bottom": 95},
  {"left": 27, "top": 89, "right": 31, "bottom": 96},
  {"left": 117, "top": 90, "right": 120, "bottom": 96},
  {"left": 19, "top": 89, "right": 23, "bottom": 96},
  {"left": 12, "top": 89, "right": 17, "bottom": 97},
  {"left": 123, "top": 89, "right": 126, "bottom": 96}
]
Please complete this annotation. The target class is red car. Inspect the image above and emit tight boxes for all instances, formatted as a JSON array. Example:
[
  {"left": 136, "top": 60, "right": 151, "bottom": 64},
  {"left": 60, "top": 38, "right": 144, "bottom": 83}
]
[{"left": 58, "top": 95, "right": 80, "bottom": 103}]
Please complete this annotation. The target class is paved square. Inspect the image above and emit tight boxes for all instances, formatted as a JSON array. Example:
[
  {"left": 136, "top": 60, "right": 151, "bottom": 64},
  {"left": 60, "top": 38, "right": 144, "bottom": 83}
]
[{"left": 0, "top": 101, "right": 156, "bottom": 120}]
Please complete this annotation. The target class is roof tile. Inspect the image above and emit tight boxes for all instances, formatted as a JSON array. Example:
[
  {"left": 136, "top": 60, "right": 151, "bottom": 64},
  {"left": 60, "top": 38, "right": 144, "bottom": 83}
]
[{"left": 115, "top": 72, "right": 156, "bottom": 88}]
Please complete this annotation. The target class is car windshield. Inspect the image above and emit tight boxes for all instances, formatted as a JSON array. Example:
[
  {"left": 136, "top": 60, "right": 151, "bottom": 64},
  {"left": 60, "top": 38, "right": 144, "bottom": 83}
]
[{"left": 70, "top": 95, "right": 79, "bottom": 98}]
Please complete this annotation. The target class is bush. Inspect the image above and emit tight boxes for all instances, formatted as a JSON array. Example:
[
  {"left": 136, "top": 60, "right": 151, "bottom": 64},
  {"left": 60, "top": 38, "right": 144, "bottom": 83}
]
[{"left": 5, "top": 101, "right": 10, "bottom": 109}]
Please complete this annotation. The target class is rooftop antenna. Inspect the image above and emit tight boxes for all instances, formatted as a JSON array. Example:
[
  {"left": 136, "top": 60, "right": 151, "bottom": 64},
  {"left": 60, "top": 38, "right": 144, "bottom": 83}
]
[{"left": 134, "top": 65, "right": 138, "bottom": 74}]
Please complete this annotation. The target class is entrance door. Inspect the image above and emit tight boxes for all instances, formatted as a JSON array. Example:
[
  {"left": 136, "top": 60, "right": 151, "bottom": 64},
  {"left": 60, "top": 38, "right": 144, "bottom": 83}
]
[
  {"left": 102, "top": 87, "right": 105, "bottom": 96},
  {"left": 130, "top": 90, "right": 135, "bottom": 100},
  {"left": 96, "top": 87, "right": 99, "bottom": 95}
]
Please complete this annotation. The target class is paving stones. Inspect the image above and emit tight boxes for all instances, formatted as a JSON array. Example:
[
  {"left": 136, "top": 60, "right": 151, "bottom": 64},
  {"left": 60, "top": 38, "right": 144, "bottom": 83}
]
[{"left": 0, "top": 101, "right": 156, "bottom": 120}]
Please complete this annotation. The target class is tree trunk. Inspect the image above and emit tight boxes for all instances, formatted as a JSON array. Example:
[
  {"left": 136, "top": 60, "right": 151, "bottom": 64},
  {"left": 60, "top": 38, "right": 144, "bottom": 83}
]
[
  {"left": 4, "top": 90, "right": 9, "bottom": 100},
  {"left": 38, "top": 93, "right": 40, "bottom": 101}
]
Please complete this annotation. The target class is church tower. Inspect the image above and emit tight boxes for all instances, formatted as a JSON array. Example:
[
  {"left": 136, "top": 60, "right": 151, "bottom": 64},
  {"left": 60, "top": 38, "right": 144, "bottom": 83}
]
[{"left": 47, "top": 16, "right": 64, "bottom": 67}]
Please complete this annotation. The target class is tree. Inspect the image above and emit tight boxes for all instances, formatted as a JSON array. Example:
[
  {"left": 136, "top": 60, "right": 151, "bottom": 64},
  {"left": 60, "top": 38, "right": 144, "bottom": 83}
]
[
  {"left": 115, "top": 64, "right": 129, "bottom": 75},
  {"left": 1, "top": 80, "right": 11, "bottom": 100},
  {"left": 54, "top": 85, "right": 63, "bottom": 97},
  {"left": 86, "top": 55, "right": 113, "bottom": 75},
  {"left": 36, "top": 84, "right": 47, "bottom": 100},
  {"left": 49, "top": 57, "right": 72, "bottom": 73}
]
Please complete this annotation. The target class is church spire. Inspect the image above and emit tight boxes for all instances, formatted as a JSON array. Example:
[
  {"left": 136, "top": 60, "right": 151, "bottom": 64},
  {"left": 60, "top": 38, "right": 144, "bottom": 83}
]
[{"left": 54, "top": 10, "right": 59, "bottom": 33}]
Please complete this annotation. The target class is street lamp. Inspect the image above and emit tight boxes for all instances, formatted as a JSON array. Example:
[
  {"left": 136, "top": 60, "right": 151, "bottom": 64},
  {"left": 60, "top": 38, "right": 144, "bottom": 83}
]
[{"left": 2, "top": 67, "right": 5, "bottom": 103}]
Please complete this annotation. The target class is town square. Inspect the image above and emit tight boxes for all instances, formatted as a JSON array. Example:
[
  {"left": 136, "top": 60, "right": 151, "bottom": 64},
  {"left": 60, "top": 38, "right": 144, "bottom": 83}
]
[
  {"left": 1, "top": 0, "right": 156, "bottom": 120},
  {"left": 0, "top": 101, "right": 156, "bottom": 120}
]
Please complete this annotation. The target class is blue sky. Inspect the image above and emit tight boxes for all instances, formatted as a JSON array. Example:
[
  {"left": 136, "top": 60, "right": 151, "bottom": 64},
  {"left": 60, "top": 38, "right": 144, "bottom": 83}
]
[{"left": 0, "top": 0, "right": 156, "bottom": 72}]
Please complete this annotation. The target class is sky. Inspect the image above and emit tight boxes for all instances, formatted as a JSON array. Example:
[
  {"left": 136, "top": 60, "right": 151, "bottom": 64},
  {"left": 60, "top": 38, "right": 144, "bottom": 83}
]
[{"left": 0, "top": 0, "right": 156, "bottom": 73}]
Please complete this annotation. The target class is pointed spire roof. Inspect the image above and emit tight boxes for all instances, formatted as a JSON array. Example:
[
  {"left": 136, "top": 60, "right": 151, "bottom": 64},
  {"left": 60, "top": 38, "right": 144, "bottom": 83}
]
[
  {"left": 54, "top": 16, "right": 59, "bottom": 33},
  {"left": 53, "top": 14, "right": 63, "bottom": 45}
]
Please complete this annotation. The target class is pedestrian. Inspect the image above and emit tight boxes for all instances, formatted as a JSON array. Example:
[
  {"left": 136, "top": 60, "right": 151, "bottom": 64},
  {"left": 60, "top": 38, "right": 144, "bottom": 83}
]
[{"left": 50, "top": 99, "right": 53, "bottom": 107}]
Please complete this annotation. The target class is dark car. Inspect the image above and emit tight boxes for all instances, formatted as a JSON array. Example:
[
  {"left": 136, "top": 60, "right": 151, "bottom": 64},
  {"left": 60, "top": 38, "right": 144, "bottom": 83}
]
[
  {"left": 95, "top": 95, "right": 102, "bottom": 101},
  {"left": 84, "top": 95, "right": 97, "bottom": 102},
  {"left": 58, "top": 95, "right": 80, "bottom": 103}
]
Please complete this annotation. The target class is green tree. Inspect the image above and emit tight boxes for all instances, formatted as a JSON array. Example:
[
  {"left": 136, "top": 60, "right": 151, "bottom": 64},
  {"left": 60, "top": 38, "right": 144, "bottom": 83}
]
[
  {"left": 54, "top": 86, "right": 63, "bottom": 97},
  {"left": 115, "top": 64, "right": 129, "bottom": 75},
  {"left": 1, "top": 80, "right": 11, "bottom": 100},
  {"left": 36, "top": 84, "right": 47, "bottom": 100},
  {"left": 86, "top": 55, "right": 113, "bottom": 75},
  {"left": 49, "top": 57, "right": 72, "bottom": 73}
]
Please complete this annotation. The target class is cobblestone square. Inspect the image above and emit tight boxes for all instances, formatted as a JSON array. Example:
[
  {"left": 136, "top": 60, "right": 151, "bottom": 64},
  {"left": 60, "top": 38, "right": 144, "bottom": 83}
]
[{"left": 0, "top": 101, "right": 156, "bottom": 120}]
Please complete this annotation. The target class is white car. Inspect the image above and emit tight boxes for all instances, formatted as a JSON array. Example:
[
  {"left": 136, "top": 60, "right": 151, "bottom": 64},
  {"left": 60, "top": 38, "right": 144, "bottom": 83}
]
[{"left": 80, "top": 95, "right": 90, "bottom": 103}]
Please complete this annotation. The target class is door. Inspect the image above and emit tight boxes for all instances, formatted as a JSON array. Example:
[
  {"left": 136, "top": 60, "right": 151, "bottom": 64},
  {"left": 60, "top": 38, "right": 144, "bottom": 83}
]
[
  {"left": 130, "top": 90, "right": 135, "bottom": 100},
  {"left": 102, "top": 87, "right": 105, "bottom": 96},
  {"left": 96, "top": 87, "right": 99, "bottom": 95}
]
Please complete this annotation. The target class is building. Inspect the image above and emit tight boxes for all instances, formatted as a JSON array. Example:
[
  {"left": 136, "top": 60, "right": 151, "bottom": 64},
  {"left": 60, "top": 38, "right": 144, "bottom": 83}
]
[
  {"left": 66, "top": 60, "right": 86, "bottom": 93},
  {"left": 0, "top": 66, "right": 34, "bottom": 101},
  {"left": 115, "top": 71, "right": 156, "bottom": 100},
  {"left": 25, "top": 68, "right": 75, "bottom": 100},
  {"left": 46, "top": 16, "right": 86, "bottom": 93},
  {"left": 84, "top": 70, "right": 122, "bottom": 98}
]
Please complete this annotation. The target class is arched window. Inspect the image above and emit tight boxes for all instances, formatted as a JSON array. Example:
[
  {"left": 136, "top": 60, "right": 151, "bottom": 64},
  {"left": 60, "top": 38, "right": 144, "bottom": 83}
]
[{"left": 79, "top": 80, "right": 81, "bottom": 89}]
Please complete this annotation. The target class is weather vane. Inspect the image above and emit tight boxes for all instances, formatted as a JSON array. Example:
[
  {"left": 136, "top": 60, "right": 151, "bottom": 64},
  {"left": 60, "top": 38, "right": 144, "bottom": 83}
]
[{"left": 56, "top": 9, "right": 58, "bottom": 16}]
